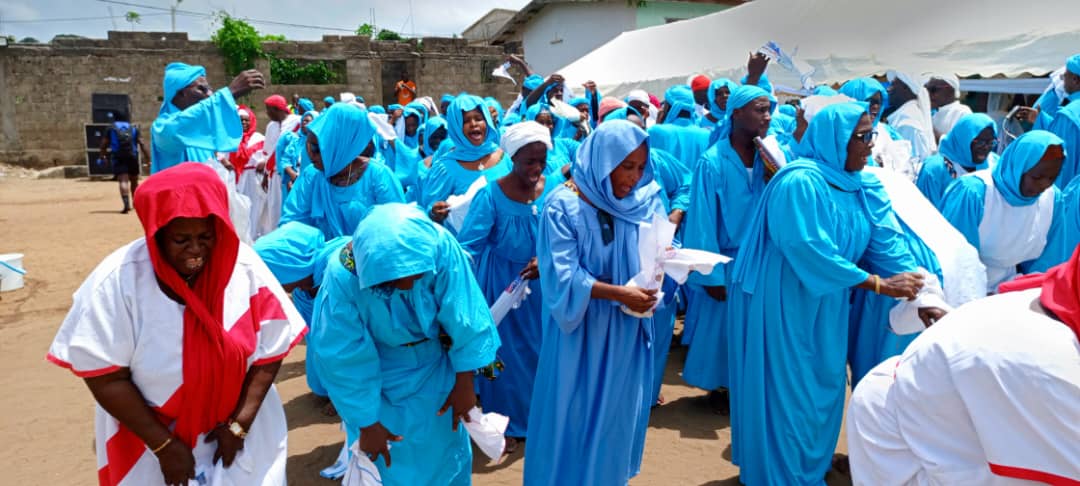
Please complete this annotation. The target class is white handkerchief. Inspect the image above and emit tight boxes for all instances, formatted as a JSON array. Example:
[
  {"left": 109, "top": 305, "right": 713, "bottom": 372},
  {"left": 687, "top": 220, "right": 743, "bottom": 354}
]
[
  {"left": 490, "top": 276, "right": 531, "bottom": 326},
  {"left": 465, "top": 407, "right": 510, "bottom": 464},
  {"left": 368, "top": 113, "right": 397, "bottom": 141},
  {"left": 342, "top": 441, "right": 383, "bottom": 486},
  {"left": 492, "top": 62, "right": 517, "bottom": 85},
  {"left": 445, "top": 177, "right": 488, "bottom": 232},
  {"left": 888, "top": 268, "right": 954, "bottom": 335}
]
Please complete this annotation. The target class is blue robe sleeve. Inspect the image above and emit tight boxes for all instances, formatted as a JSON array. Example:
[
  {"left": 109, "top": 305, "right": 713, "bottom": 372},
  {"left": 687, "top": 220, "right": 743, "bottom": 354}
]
[
  {"left": 767, "top": 171, "right": 871, "bottom": 297},
  {"left": 939, "top": 176, "right": 987, "bottom": 250},
  {"left": 150, "top": 88, "right": 241, "bottom": 173},
  {"left": 1023, "top": 190, "right": 1066, "bottom": 273},
  {"left": 652, "top": 150, "right": 691, "bottom": 212},
  {"left": 683, "top": 153, "right": 726, "bottom": 287},
  {"left": 1048, "top": 112, "right": 1080, "bottom": 188},
  {"left": 538, "top": 192, "right": 597, "bottom": 332},
  {"left": 419, "top": 160, "right": 455, "bottom": 212},
  {"left": 915, "top": 155, "right": 951, "bottom": 209},
  {"left": 454, "top": 185, "right": 495, "bottom": 265},
  {"left": 434, "top": 233, "right": 501, "bottom": 372},
  {"left": 280, "top": 166, "right": 316, "bottom": 226},
  {"left": 313, "top": 263, "right": 382, "bottom": 429},
  {"left": 859, "top": 187, "right": 920, "bottom": 277}
]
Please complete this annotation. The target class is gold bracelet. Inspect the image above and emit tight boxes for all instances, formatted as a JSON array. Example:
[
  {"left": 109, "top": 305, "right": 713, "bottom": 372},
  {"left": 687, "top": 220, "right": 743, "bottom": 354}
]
[
  {"left": 150, "top": 436, "right": 172, "bottom": 455},
  {"left": 874, "top": 275, "right": 881, "bottom": 294}
]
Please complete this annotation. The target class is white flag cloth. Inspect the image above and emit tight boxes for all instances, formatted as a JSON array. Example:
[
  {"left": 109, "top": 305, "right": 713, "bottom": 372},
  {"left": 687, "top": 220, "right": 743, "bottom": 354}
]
[
  {"left": 491, "top": 62, "right": 516, "bottom": 85},
  {"left": 464, "top": 407, "right": 510, "bottom": 464},
  {"left": 368, "top": 113, "right": 397, "bottom": 142},
  {"left": 445, "top": 176, "right": 488, "bottom": 232},
  {"left": 490, "top": 276, "right": 531, "bottom": 326},
  {"left": 622, "top": 214, "right": 730, "bottom": 317},
  {"left": 887, "top": 268, "right": 953, "bottom": 335},
  {"left": 341, "top": 441, "right": 382, "bottom": 486}
]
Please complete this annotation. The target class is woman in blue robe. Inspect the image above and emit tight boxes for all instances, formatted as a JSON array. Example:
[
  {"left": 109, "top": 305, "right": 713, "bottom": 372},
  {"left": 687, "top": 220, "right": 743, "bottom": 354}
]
[
  {"left": 312, "top": 203, "right": 500, "bottom": 486},
  {"left": 525, "top": 103, "right": 576, "bottom": 177},
  {"left": 150, "top": 62, "right": 243, "bottom": 173},
  {"left": 649, "top": 86, "right": 710, "bottom": 177},
  {"left": 700, "top": 78, "right": 737, "bottom": 130},
  {"left": 524, "top": 120, "right": 669, "bottom": 486},
  {"left": 484, "top": 96, "right": 504, "bottom": 128},
  {"left": 681, "top": 86, "right": 774, "bottom": 410},
  {"left": 916, "top": 113, "right": 998, "bottom": 208},
  {"left": 275, "top": 110, "right": 317, "bottom": 209},
  {"left": 253, "top": 221, "right": 348, "bottom": 398},
  {"left": 726, "top": 102, "right": 925, "bottom": 485},
  {"left": 457, "top": 121, "right": 554, "bottom": 450},
  {"left": 279, "top": 103, "right": 405, "bottom": 238},
  {"left": 421, "top": 95, "right": 511, "bottom": 232},
  {"left": 939, "top": 130, "right": 1065, "bottom": 292},
  {"left": 838, "top": 77, "right": 907, "bottom": 165}
]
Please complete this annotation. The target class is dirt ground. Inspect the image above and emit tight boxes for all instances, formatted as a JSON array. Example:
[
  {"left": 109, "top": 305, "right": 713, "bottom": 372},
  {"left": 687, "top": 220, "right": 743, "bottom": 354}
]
[{"left": 0, "top": 176, "right": 852, "bottom": 485}]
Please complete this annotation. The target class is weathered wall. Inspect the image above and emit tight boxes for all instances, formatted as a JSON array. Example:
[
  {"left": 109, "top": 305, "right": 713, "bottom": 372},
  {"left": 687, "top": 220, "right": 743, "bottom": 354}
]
[{"left": 0, "top": 31, "right": 519, "bottom": 169}]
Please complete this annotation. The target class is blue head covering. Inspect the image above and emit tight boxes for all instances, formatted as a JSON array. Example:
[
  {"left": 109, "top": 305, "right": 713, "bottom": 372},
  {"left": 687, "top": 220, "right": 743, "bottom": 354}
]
[
  {"left": 778, "top": 104, "right": 797, "bottom": 117},
  {"left": 323, "top": 96, "right": 335, "bottom": 105},
  {"left": 795, "top": 101, "right": 871, "bottom": 191},
  {"left": 388, "top": 103, "right": 402, "bottom": 112},
  {"left": 524, "top": 74, "right": 544, "bottom": 91},
  {"left": 406, "top": 102, "right": 429, "bottom": 125},
  {"left": 253, "top": 222, "right": 325, "bottom": 285},
  {"left": 446, "top": 94, "right": 501, "bottom": 161},
  {"left": 502, "top": 113, "right": 522, "bottom": 127},
  {"left": 812, "top": 85, "right": 838, "bottom": 96},
  {"left": 573, "top": 120, "right": 660, "bottom": 223},
  {"left": 992, "top": 130, "right": 1065, "bottom": 206},
  {"left": 568, "top": 96, "right": 589, "bottom": 107},
  {"left": 602, "top": 106, "right": 640, "bottom": 122},
  {"left": 441, "top": 94, "right": 456, "bottom": 105},
  {"left": 483, "top": 96, "right": 504, "bottom": 122},
  {"left": 422, "top": 115, "right": 449, "bottom": 156},
  {"left": 313, "top": 236, "right": 349, "bottom": 287},
  {"left": 1068, "top": 54, "right": 1080, "bottom": 76},
  {"left": 298, "top": 98, "right": 315, "bottom": 114},
  {"left": 838, "top": 77, "right": 888, "bottom": 125},
  {"left": 368, "top": 105, "right": 386, "bottom": 115},
  {"left": 715, "top": 85, "right": 775, "bottom": 141},
  {"left": 707, "top": 78, "right": 738, "bottom": 117},
  {"left": 526, "top": 103, "right": 571, "bottom": 136},
  {"left": 159, "top": 62, "right": 206, "bottom": 116},
  {"left": 663, "top": 85, "right": 697, "bottom": 126},
  {"left": 938, "top": 113, "right": 997, "bottom": 170},
  {"left": 740, "top": 73, "right": 773, "bottom": 94},
  {"left": 352, "top": 203, "right": 442, "bottom": 288},
  {"left": 305, "top": 102, "right": 376, "bottom": 178}
]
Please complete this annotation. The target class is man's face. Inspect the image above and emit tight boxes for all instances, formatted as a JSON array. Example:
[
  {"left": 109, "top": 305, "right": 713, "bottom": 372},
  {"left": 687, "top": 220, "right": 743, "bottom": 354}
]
[
  {"left": 924, "top": 79, "right": 955, "bottom": 108},
  {"left": 1065, "top": 72, "right": 1080, "bottom": 95},
  {"left": 172, "top": 76, "right": 212, "bottom": 110}
]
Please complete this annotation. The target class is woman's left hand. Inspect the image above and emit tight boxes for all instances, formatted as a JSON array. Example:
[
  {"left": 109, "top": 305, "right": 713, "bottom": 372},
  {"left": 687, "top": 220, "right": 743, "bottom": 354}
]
[
  {"left": 519, "top": 258, "right": 539, "bottom": 280},
  {"left": 206, "top": 423, "right": 245, "bottom": 467},
  {"left": 437, "top": 372, "right": 475, "bottom": 431},
  {"left": 917, "top": 306, "right": 948, "bottom": 328}
]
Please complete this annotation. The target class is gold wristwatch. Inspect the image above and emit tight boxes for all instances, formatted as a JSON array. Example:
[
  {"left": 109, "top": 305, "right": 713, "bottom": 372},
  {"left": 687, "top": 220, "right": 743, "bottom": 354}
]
[{"left": 227, "top": 419, "right": 248, "bottom": 439}]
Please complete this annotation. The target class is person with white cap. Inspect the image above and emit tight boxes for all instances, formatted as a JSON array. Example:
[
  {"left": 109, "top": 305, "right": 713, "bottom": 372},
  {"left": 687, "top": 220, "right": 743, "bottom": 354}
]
[
  {"left": 1047, "top": 54, "right": 1080, "bottom": 187},
  {"left": 925, "top": 73, "right": 973, "bottom": 142},
  {"left": 625, "top": 89, "right": 657, "bottom": 127},
  {"left": 886, "top": 70, "right": 938, "bottom": 164},
  {"left": 456, "top": 121, "right": 554, "bottom": 455}
]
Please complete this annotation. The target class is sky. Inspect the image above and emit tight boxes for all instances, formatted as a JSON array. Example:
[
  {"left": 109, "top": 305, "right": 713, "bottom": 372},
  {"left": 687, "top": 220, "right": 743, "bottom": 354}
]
[{"left": 0, "top": 0, "right": 530, "bottom": 42}]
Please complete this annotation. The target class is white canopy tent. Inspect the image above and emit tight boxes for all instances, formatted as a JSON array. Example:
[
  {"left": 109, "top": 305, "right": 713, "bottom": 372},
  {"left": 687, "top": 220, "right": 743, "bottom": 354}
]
[{"left": 556, "top": 0, "right": 1080, "bottom": 98}]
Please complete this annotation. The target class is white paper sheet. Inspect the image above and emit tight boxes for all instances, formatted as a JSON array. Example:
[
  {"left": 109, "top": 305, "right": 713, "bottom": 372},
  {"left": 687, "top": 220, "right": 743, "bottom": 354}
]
[
  {"left": 490, "top": 276, "right": 531, "bottom": 326},
  {"left": 464, "top": 407, "right": 510, "bottom": 465},
  {"left": 445, "top": 177, "right": 488, "bottom": 232}
]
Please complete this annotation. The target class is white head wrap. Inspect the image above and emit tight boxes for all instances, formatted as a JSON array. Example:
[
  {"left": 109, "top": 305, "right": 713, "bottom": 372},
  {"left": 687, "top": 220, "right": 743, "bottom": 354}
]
[
  {"left": 887, "top": 70, "right": 938, "bottom": 151},
  {"left": 368, "top": 112, "right": 397, "bottom": 141},
  {"left": 626, "top": 89, "right": 650, "bottom": 105},
  {"left": 925, "top": 72, "right": 961, "bottom": 98},
  {"left": 500, "top": 121, "right": 553, "bottom": 158},
  {"left": 339, "top": 92, "right": 356, "bottom": 104}
]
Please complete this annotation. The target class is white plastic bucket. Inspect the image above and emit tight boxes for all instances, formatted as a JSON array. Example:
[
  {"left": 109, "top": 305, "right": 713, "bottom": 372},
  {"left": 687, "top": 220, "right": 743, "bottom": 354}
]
[{"left": 0, "top": 253, "right": 26, "bottom": 292}]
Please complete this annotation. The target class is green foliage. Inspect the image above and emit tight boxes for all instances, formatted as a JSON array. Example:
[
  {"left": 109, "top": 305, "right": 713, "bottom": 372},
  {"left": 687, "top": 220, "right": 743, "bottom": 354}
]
[
  {"left": 260, "top": 34, "right": 286, "bottom": 42},
  {"left": 356, "top": 23, "right": 404, "bottom": 41},
  {"left": 211, "top": 14, "right": 263, "bottom": 76},
  {"left": 269, "top": 57, "right": 343, "bottom": 85},
  {"left": 19, "top": 37, "right": 40, "bottom": 43},
  {"left": 375, "top": 29, "right": 403, "bottom": 41},
  {"left": 356, "top": 23, "right": 374, "bottom": 37}
]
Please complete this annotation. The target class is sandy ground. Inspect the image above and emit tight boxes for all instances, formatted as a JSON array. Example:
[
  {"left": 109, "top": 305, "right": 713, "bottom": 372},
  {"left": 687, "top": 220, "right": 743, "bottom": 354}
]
[{"left": 0, "top": 176, "right": 852, "bottom": 485}]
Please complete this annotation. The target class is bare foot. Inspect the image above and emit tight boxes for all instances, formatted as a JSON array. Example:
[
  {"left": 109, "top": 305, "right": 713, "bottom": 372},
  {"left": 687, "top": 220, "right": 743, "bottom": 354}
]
[
  {"left": 322, "top": 401, "right": 337, "bottom": 417},
  {"left": 832, "top": 453, "right": 851, "bottom": 476},
  {"left": 656, "top": 394, "right": 666, "bottom": 406},
  {"left": 707, "top": 389, "right": 730, "bottom": 416},
  {"left": 504, "top": 436, "right": 521, "bottom": 455}
]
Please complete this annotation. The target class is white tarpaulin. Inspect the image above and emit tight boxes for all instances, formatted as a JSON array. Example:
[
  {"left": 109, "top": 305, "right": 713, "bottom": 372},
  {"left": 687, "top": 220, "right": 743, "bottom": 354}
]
[{"left": 557, "top": 0, "right": 1080, "bottom": 97}]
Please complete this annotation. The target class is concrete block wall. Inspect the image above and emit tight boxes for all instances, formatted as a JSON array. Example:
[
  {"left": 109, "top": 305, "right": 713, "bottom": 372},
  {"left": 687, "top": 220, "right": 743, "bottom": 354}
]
[{"left": 0, "top": 32, "right": 518, "bottom": 169}]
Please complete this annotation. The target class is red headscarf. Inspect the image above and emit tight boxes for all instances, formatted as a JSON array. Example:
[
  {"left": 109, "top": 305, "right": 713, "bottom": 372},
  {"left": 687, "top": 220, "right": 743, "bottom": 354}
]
[
  {"left": 133, "top": 163, "right": 250, "bottom": 448},
  {"left": 230, "top": 105, "right": 260, "bottom": 182},
  {"left": 998, "top": 245, "right": 1080, "bottom": 341}
]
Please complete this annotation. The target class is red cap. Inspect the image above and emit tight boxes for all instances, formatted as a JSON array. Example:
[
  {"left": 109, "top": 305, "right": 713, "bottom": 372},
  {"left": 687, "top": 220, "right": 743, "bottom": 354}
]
[
  {"left": 264, "top": 94, "right": 288, "bottom": 110},
  {"left": 691, "top": 75, "right": 711, "bottom": 92},
  {"left": 648, "top": 93, "right": 661, "bottom": 109}
]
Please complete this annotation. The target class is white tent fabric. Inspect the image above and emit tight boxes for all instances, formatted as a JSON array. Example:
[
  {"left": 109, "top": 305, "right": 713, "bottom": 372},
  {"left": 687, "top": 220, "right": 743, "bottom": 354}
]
[{"left": 557, "top": 0, "right": 1080, "bottom": 98}]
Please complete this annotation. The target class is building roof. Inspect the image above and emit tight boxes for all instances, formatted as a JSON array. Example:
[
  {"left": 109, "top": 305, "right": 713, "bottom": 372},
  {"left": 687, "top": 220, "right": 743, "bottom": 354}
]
[
  {"left": 462, "top": 8, "right": 518, "bottom": 39},
  {"left": 490, "top": 0, "right": 745, "bottom": 45}
]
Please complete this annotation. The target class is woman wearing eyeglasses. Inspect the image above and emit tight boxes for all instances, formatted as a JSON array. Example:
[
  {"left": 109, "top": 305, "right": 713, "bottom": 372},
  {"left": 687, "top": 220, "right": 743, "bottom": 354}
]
[
  {"left": 724, "top": 102, "right": 927, "bottom": 485},
  {"left": 916, "top": 113, "right": 999, "bottom": 209},
  {"left": 940, "top": 130, "right": 1066, "bottom": 293},
  {"left": 280, "top": 103, "right": 406, "bottom": 238}
]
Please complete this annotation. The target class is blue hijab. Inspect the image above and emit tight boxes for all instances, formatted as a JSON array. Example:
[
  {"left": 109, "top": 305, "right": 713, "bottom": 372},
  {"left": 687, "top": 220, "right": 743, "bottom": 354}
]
[
  {"left": 794, "top": 102, "right": 871, "bottom": 192},
  {"left": 740, "top": 72, "right": 773, "bottom": 94},
  {"left": 368, "top": 105, "right": 386, "bottom": 115},
  {"left": 253, "top": 222, "right": 325, "bottom": 285},
  {"left": 388, "top": 103, "right": 402, "bottom": 113},
  {"left": 714, "top": 85, "right": 775, "bottom": 141},
  {"left": 568, "top": 96, "right": 589, "bottom": 108},
  {"left": 158, "top": 62, "right": 205, "bottom": 117},
  {"left": 441, "top": 94, "right": 456, "bottom": 106},
  {"left": 446, "top": 94, "right": 501, "bottom": 161},
  {"left": 707, "top": 78, "right": 738, "bottom": 117},
  {"left": 812, "top": 85, "right": 838, "bottom": 96},
  {"left": 778, "top": 104, "right": 797, "bottom": 117},
  {"left": 664, "top": 85, "right": 697, "bottom": 126},
  {"left": 992, "top": 130, "right": 1065, "bottom": 206},
  {"left": 297, "top": 98, "right": 315, "bottom": 114},
  {"left": 352, "top": 203, "right": 441, "bottom": 288},
  {"left": 1069, "top": 54, "right": 1080, "bottom": 76},
  {"left": 484, "top": 96, "right": 504, "bottom": 123},
  {"left": 573, "top": 120, "right": 660, "bottom": 223},
  {"left": 938, "top": 113, "right": 997, "bottom": 170},
  {"left": 526, "top": 103, "right": 576, "bottom": 139},
  {"left": 524, "top": 74, "right": 544, "bottom": 91},
  {"left": 323, "top": 96, "right": 335, "bottom": 105},
  {"left": 306, "top": 102, "right": 376, "bottom": 178},
  {"left": 422, "top": 115, "right": 449, "bottom": 156},
  {"left": 838, "top": 77, "right": 888, "bottom": 126}
]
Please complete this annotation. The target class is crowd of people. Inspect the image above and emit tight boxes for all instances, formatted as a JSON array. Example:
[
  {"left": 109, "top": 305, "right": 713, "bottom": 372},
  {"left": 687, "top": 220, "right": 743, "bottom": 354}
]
[{"left": 47, "top": 49, "right": 1080, "bottom": 486}]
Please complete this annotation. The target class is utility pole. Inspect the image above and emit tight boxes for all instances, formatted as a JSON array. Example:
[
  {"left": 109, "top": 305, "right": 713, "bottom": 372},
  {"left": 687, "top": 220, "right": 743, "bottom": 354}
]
[{"left": 170, "top": 0, "right": 183, "bottom": 32}]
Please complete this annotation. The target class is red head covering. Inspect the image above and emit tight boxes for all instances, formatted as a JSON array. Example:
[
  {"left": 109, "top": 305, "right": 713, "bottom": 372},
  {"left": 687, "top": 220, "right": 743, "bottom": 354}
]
[
  {"left": 264, "top": 94, "right": 288, "bottom": 111},
  {"left": 230, "top": 105, "right": 260, "bottom": 182},
  {"left": 598, "top": 97, "right": 627, "bottom": 121},
  {"left": 691, "top": 75, "right": 711, "bottom": 92},
  {"left": 133, "top": 163, "right": 250, "bottom": 448},
  {"left": 648, "top": 93, "right": 661, "bottom": 109},
  {"left": 998, "top": 245, "right": 1080, "bottom": 341}
]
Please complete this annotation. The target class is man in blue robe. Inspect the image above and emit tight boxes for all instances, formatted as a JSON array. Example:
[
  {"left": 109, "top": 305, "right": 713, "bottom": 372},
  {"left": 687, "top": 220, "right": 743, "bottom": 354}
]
[
  {"left": 150, "top": 62, "right": 265, "bottom": 173},
  {"left": 1047, "top": 54, "right": 1080, "bottom": 187}
]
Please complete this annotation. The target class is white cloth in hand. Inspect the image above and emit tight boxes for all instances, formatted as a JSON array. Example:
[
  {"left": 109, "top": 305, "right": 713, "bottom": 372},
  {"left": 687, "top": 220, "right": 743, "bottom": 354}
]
[
  {"left": 888, "top": 268, "right": 953, "bottom": 335},
  {"left": 464, "top": 407, "right": 510, "bottom": 464}
]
